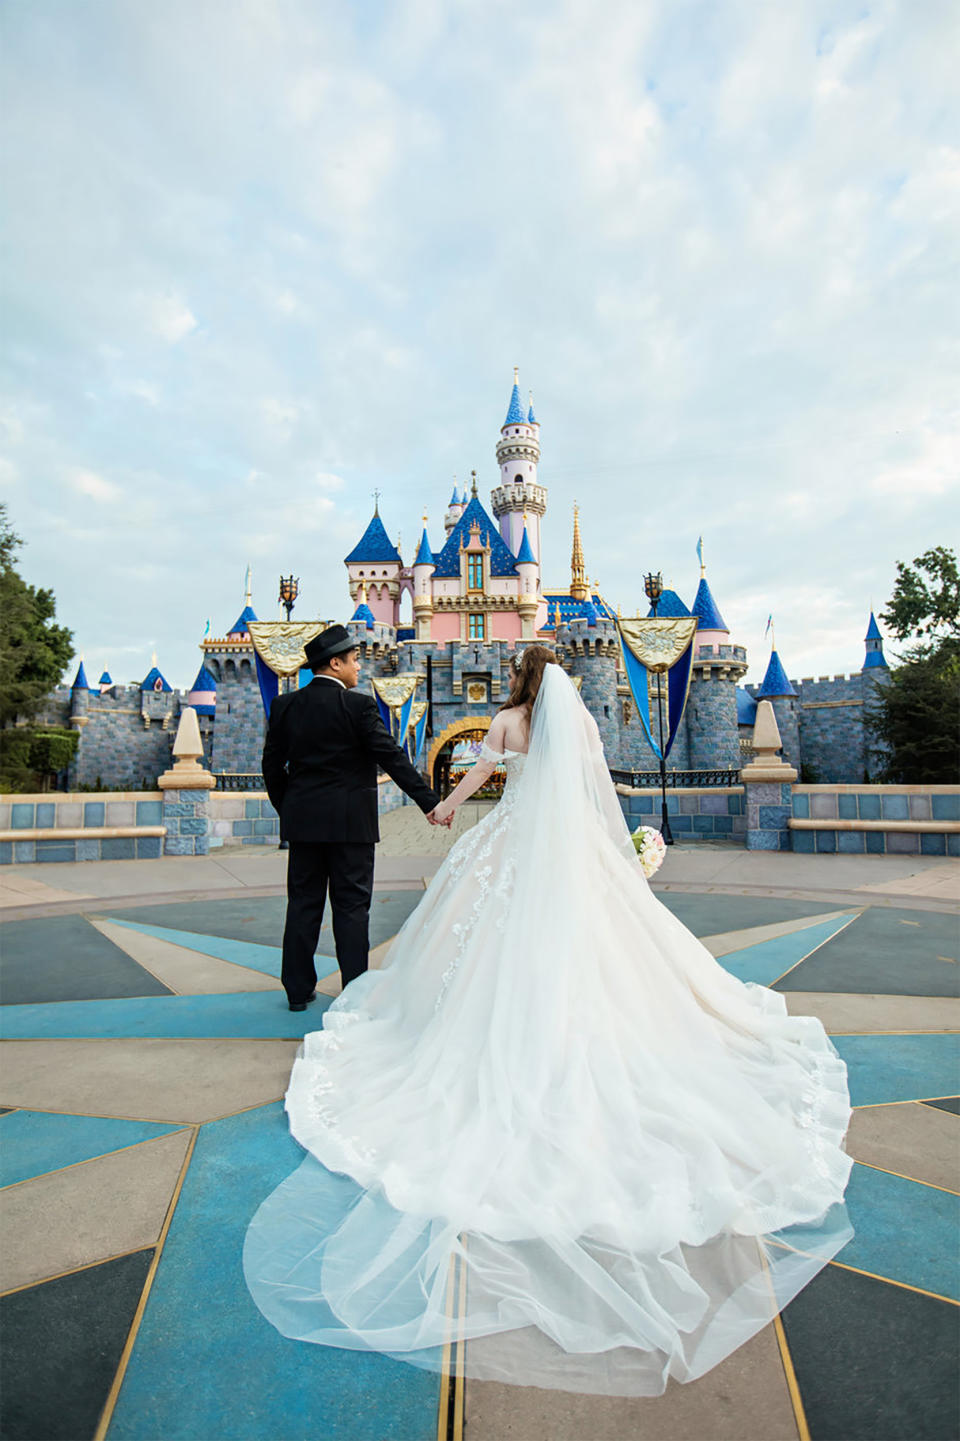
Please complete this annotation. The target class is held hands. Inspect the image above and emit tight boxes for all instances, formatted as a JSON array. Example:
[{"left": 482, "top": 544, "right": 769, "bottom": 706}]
[{"left": 427, "top": 804, "right": 454, "bottom": 829}]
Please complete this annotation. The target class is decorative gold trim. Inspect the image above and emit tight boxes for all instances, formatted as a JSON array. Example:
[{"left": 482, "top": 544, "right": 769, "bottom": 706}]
[
  {"left": 0, "top": 1128, "right": 192, "bottom": 1192},
  {"left": 767, "top": 911, "right": 862, "bottom": 986},
  {"left": 0, "top": 1245, "right": 156, "bottom": 1300},
  {"left": 773, "top": 1312, "right": 811, "bottom": 1441},
  {"left": 247, "top": 621, "right": 325, "bottom": 677},
  {"left": 426, "top": 716, "right": 492, "bottom": 782}
]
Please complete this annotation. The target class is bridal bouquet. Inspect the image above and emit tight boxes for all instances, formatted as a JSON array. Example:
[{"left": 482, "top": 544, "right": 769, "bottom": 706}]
[{"left": 632, "top": 825, "right": 667, "bottom": 878}]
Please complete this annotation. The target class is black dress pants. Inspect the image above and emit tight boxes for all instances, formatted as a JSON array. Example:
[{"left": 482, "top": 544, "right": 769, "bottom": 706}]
[{"left": 282, "top": 841, "right": 376, "bottom": 1002}]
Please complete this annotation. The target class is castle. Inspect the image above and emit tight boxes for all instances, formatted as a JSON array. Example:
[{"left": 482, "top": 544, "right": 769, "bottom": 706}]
[{"left": 43, "top": 373, "right": 889, "bottom": 792}]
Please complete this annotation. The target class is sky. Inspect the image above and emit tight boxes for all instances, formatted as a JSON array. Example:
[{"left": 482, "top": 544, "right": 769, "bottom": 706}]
[{"left": 1, "top": 0, "right": 958, "bottom": 692}]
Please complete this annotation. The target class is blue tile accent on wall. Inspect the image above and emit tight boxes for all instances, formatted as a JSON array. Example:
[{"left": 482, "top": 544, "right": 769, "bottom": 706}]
[
  {"left": 136, "top": 837, "right": 163, "bottom": 859},
  {"left": 233, "top": 820, "right": 253, "bottom": 836},
  {"left": 746, "top": 832, "right": 779, "bottom": 850},
  {"left": 865, "top": 832, "right": 886, "bottom": 854},
  {"left": 838, "top": 795, "right": 858, "bottom": 819},
  {"left": 692, "top": 815, "right": 714, "bottom": 833},
  {"left": 11, "top": 804, "right": 34, "bottom": 830},
  {"left": 253, "top": 818, "right": 277, "bottom": 836},
  {"left": 36, "top": 840, "right": 76, "bottom": 862},
  {"left": 136, "top": 801, "right": 163, "bottom": 826},
  {"left": 84, "top": 802, "right": 105, "bottom": 827},
  {"left": 727, "top": 794, "right": 743, "bottom": 814},
  {"left": 180, "top": 818, "right": 207, "bottom": 837},
  {"left": 13, "top": 841, "right": 36, "bottom": 862},
  {"left": 101, "top": 838, "right": 137, "bottom": 861},
  {"left": 759, "top": 806, "right": 789, "bottom": 829},
  {"left": 815, "top": 830, "right": 837, "bottom": 853},
  {"left": 857, "top": 793, "right": 881, "bottom": 819},
  {"left": 0, "top": 842, "right": 11, "bottom": 865},
  {"left": 713, "top": 816, "right": 733, "bottom": 833},
  {"left": 881, "top": 794, "right": 909, "bottom": 820},
  {"left": 948, "top": 835, "right": 960, "bottom": 857},
  {"left": 36, "top": 803, "right": 56, "bottom": 828},
  {"left": 920, "top": 834, "right": 946, "bottom": 856},
  {"left": 932, "top": 794, "right": 960, "bottom": 821},
  {"left": 245, "top": 800, "right": 260, "bottom": 819},
  {"left": 670, "top": 815, "right": 693, "bottom": 833},
  {"left": 792, "top": 794, "right": 810, "bottom": 818},
  {"left": 838, "top": 831, "right": 865, "bottom": 853}
]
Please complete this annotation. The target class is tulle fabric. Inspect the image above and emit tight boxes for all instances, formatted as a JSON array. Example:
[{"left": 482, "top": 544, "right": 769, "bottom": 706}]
[{"left": 244, "top": 666, "right": 852, "bottom": 1394}]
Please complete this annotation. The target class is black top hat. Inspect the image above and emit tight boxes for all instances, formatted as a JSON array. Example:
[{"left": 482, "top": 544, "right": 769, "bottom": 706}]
[{"left": 304, "top": 624, "right": 357, "bottom": 669}]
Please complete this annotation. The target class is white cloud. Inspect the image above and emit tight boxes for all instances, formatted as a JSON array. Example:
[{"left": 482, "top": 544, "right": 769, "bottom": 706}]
[
  {"left": 68, "top": 468, "right": 123, "bottom": 503},
  {"left": 142, "top": 291, "right": 198, "bottom": 343}
]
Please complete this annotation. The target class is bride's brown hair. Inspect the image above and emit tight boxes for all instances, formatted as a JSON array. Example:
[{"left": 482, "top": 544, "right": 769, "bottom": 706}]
[{"left": 499, "top": 644, "right": 559, "bottom": 715}]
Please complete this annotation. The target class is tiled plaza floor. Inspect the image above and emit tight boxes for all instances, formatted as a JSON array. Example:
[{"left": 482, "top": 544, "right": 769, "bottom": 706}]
[{"left": 1, "top": 830, "right": 958, "bottom": 1441}]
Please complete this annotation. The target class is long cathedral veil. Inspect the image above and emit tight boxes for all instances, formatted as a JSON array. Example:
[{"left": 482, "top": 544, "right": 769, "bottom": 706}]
[{"left": 243, "top": 661, "right": 852, "bottom": 1394}]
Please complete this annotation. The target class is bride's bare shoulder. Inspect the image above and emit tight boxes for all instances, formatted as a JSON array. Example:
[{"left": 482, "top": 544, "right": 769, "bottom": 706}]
[{"left": 491, "top": 706, "right": 529, "bottom": 754}]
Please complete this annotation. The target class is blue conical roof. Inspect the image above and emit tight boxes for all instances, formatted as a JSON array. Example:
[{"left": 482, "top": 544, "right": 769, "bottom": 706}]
[
  {"left": 646, "top": 589, "right": 691, "bottom": 618},
  {"left": 527, "top": 399, "right": 537, "bottom": 424},
  {"left": 228, "top": 604, "right": 258, "bottom": 635},
  {"left": 758, "top": 650, "right": 796, "bottom": 698},
  {"left": 582, "top": 599, "right": 598, "bottom": 627},
  {"left": 863, "top": 649, "right": 888, "bottom": 670},
  {"left": 414, "top": 527, "right": 435, "bottom": 565},
  {"left": 515, "top": 525, "right": 537, "bottom": 565},
  {"left": 189, "top": 664, "right": 217, "bottom": 692},
  {"left": 431, "top": 495, "right": 519, "bottom": 578},
  {"left": 344, "top": 511, "right": 402, "bottom": 565},
  {"left": 97, "top": 670, "right": 112, "bottom": 686},
  {"left": 72, "top": 660, "right": 90, "bottom": 690},
  {"left": 865, "top": 611, "right": 882, "bottom": 641},
  {"left": 691, "top": 576, "right": 728, "bottom": 632},
  {"left": 736, "top": 687, "right": 758, "bottom": 725},
  {"left": 504, "top": 381, "right": 526, "bottom": 425},
  {"left": 141, "top": 665, "right": 172, "bottom": 693},
  {"left": 351, "top": 599, "right": 376, "bottom": 629},
  {"left": 449, "top": 487, "right": 460, "bottom": 505}
]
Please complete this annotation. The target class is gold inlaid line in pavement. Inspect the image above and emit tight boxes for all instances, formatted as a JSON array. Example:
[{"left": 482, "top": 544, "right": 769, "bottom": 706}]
[
  {"left": 773, "top": 1312, "right": 811, "bottom": 1441},
  {"left": 0, "top": 1245, "right": 155, "bottom": 1300},
  {"left": 768, "top": 911, "right": 862, "bottom": 988},
  {"left": 92, "top": 1125, "right": 199, "bottom": 1441},
  {"left": 852, "top": 1094, "right": 959, "bottom": 1109},
  {"left": 827, "top": 1258, "right": 959, "bottom": 1307},
  {"left": 0, "top": 1128, "right": 192, "bottom": 1192},
  {"left": 436, "top": 1243, "right": 466, "bottom": 1441},
  {"left": 436, "top": 1253, "right": 456, "bottom": 1441},
  {"left": 851, "top": 1157, "right": 960, "bottom": 1197}
]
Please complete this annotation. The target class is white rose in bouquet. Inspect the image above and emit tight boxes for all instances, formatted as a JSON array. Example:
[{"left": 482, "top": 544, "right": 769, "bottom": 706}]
[{"left": 632, "top": 824, "right": 667, "bottom": 878}]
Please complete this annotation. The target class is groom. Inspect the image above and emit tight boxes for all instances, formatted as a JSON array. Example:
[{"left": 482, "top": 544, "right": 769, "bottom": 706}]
[{"left": 262, "top": 624, "right": 446, "bottom": 1011}]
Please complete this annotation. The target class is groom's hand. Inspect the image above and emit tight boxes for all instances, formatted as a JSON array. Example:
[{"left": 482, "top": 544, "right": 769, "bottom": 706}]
[{"left": 427, "top": 806, "right": 453, "bottom": 828}]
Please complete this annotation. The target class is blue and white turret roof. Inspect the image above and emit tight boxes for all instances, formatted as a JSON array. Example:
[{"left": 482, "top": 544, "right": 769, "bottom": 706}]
[
  {"left": 527, "top": 393, "right": 537, "bottom": 424},
  {"left": 582, "top": 598, "right": 598, "bottom": 627},
  {"left": 141, "top": 664, "right": 172, "bottom": 693},
  {"left": 691, "top": 576, "right": 728, "bottom": 632},
  {"left": 449, "top": 486, "right": 460, "bottom": 505},
  {"left": 432, "top": 495, "right": 519, "bottom": 577},
  {"left": 504, "top": 377, "right": 527, "bottom": 425},
  {"left": 865, "top": 611, "right": 883, "bottom": 641},
  {"left": 98, "top": 670, "right": 112, "bottom": 686},
  {"left": 71, "top": 660, "right": 90, "bottom": 690},
  {"left": 541, "top": 590, "right": 616, "bottom": 626},
  {"left": 863, "top": 611, "right": 888, "bottom": 669},
  {"left": 344, "top": 510, "right": 402, "bottom": 565},
  {"left": 515, "top": 525, "right": 537, "bottom": 566},
  {"left": 414, "top": 526, "right": 435, "bottom": 566},
  {"left": 228, "top": 604, "right": 258, "bottom": 636},
  {"left": 758, "top": 650, "right": 796, "bottom": 698},
  {"left": 646, "top": 589, "right": 691, "bottom": 618}
]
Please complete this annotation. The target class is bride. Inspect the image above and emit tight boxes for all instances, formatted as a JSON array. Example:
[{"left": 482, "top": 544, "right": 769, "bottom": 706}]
[{"left": 244, "top": 645, "right": 852, "bottom": 1395}]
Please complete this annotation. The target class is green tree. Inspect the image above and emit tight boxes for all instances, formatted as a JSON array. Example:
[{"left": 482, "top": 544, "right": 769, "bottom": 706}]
[
  {"left": 0, "top": 504, "right": 75, "bottom": 726},
  {"left": 867, "top": 546, "right": 960, "bottom": 784}
]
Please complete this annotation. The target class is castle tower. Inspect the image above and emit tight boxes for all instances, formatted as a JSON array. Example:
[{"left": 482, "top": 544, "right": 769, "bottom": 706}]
[
  {"left": 443, "top": 485, "right": 466, "bottom": 537},
  {"left": 412, "top": 520, "right": 436, "bottom": 641},
  {"left": 756, "top": 647, "right": 801, "bottom": 771},
  {"left": 559, "top": 613, "right": 621, "bottom": 758},
  {"left": 862, "top": 612, "right": 889, "bottom": 671},
  {"left": 69, "top": 659, "right": 91, "bottom": 731},
  {"left": 344, "top": 497, "right": 403, "bottom": 626},
  {"left": 350, "top": 581, "right": 376, "bottom": 631},
  {"left": 515, "top": 516, "right": 539, "bottom": 640},
  {"left": 204, "top": 576, "right": 263, "bottom": 778},
  {"left": 685, "top": 558, "right": 746, "bottom": 771},
  {"left": 491, "top": 368, "right": 546, "bottom": 562}
]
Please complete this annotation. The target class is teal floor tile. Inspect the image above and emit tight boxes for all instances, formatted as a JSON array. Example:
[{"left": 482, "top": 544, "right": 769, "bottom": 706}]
[
  {"left": 836, "top": 1033, "right": 960, "bottom": 1107},
  {"left": 0, "top": 992, "right": 334, "bottom": 1041},
  {"left": 838, "top": 1161, "right": 959, "bottom": 1300},
  {"left": 717, "top": 914, "right": 858, "bottom": 987},
  {"left": 106, "top": 1104, "right": 439, "bottom": 1441},
  {"left": 0, "top": 1111, "right": 185, "bottom": 1188},
  {"left": 104, "top": 917, "right": 337, "bottom": 980}
]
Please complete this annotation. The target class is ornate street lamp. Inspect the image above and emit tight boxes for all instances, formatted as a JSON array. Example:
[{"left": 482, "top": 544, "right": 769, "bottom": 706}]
[
  {"left": 278, "top": 575, "right": 299, "bottom": 622},
  {"left": 643, "top": 571, "right": 674, "bottom": 846}
]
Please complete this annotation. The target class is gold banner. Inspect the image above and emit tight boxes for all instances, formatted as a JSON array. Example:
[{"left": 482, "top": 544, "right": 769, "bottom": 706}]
[
  {"left": 371, "top": 675, "right": 419, "bottom": 710},
  {"left": 247, "top": 622, "right": 325, "bottom": 677},
  {"left": 617, "top": 617, "right": 698, "bottom": 673},
  {"left": 407, "top": 700, "right": 428, "bottom": 731}
]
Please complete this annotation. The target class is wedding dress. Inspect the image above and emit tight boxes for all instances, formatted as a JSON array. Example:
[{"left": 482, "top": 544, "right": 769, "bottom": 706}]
[{"left": 244, "top": 665, "right": 852, "bottom": 1395}]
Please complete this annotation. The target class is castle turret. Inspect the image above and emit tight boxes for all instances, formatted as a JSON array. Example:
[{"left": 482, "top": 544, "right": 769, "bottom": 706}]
[
  {"left": 350, "top": 581, "right": 376, "bottom": 631},
  {"left": 756, "top": 647, "right": 800, "bottom": 771},
  {"left": 491, "top": 367, "right": 546, "bottom": 562},
  {"left": 685, "top": 559, "right": 746, "bottom": 770},
  {"left": 558, "top": 612, "right": 621, "bottom": 758},
  {"left": 344, "top": 498, "right": 402, "bottom": 626},
  {"left": 443, "top": 485, "right": 466, "bottom": 536},
  {"left": 862, "top": 612, "right": 888, "bottom": 671},
  {"left": 69, "top": 658, "right": 91, "bottom": 729},
  {"left": 515, "top": 517, "right": 539, "bottom": 640},
  {"left": 412, "top": 522, "right": 435, "bottom": 640}
]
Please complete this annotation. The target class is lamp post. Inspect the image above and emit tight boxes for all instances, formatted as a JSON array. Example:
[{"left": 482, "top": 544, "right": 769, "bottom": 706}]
[
  {"left": 278, "top": 575, "right": 299, "bottom": 622},
  {"left": 643, "top": 571, "right": 674, "bottom": 846}
]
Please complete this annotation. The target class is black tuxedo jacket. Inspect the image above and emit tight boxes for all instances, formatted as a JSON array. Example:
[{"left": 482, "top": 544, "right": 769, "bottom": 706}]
[{"left": 261, "top": 677, "right": 441, "bottom": 843}]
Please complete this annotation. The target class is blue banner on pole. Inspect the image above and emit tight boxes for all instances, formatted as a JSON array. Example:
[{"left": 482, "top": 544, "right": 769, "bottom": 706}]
[{"left": 254, "top": 652, "right": 280, "bottom": 716}]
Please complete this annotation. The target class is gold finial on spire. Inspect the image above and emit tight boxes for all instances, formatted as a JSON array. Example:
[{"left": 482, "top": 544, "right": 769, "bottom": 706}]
[
  {"left": 570, "top": 502, "right": 588, "bottom": 601},
  {"left": 513, "top": 365, "right": 519, "bottom": 385},
  {"left": 244, "top": 564, "right": 252, "bottom": 607},
  {"left": 471, "top": 469, "right": 478, "bottom": 497}
]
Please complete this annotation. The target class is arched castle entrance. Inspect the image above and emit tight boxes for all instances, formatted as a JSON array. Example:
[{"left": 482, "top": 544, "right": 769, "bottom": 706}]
[{"left": 426, "top": 715, "right": 503, "bottom": 799}]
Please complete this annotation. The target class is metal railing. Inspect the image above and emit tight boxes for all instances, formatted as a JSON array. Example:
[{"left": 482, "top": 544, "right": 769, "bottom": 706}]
[
  {"left": 609, "top": 768, "right": 741, "bottom": 789},
  {"left": 214, "top": 772, "right": 265, "bottom": 791}
]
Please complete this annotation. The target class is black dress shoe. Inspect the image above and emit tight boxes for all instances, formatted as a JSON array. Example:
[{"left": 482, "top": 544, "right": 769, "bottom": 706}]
[{"left": 287, "top": 991, "right": 318, "bottom": 1012}]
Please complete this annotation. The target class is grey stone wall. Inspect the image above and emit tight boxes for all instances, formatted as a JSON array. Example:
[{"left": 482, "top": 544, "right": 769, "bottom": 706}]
[
  {"left": 208, "top": 653, "right": 266, "bottom": 776},
  {"left": 686, "top": 677, "right": 741, "bottom": 770},
  {"left": 70, "top": 686, "right": 180, "bottom": 789}
]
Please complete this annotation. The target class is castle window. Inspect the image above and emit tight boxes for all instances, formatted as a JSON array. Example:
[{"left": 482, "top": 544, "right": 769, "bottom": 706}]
[
  {"left": 514, "top": 474, "right": 523, "bottom": 484},
  {"left": 468, "top": 554, "right": 483, "bottom": 590},
  {"left": 469, "top": 613, "right": 485, "bottom": 640}
]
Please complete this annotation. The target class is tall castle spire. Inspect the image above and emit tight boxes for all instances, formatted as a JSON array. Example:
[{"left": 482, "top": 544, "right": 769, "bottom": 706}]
[
  {"left": 570, "top": 503, "right": 589, "bottom": 601},
  {"left": 491, "top": 367, "right": 546, "bottom": 564}
]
